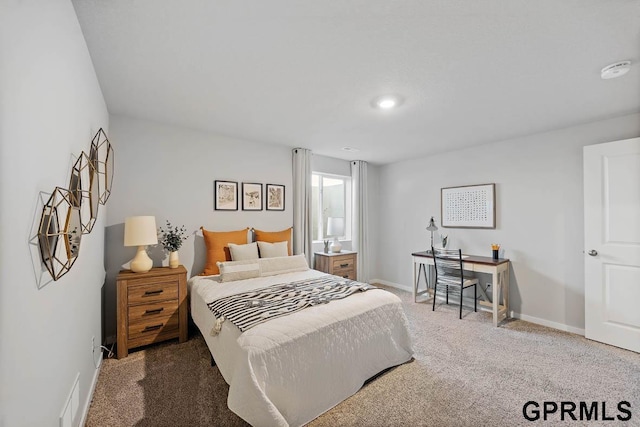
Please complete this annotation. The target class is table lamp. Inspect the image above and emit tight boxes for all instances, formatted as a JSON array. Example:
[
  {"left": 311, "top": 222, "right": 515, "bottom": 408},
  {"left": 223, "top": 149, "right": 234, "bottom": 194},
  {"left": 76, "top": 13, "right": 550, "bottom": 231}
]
[
  {"left": 124, "top": 216, "right": 158, "bottom": 273},
  {"left": 426, "top": 216, "right": 438, "bottom": 253},
  {"left": 326, "top": 217, "right": 345, "bottom": 253}
]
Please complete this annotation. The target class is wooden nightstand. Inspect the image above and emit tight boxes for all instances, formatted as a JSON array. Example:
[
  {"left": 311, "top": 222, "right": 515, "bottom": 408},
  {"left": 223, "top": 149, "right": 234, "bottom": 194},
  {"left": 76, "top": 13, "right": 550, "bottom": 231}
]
[
  {"left": 116, "top": 266, "right": 188, "bottom": 359},
  {"left": 314, "top": 251, "right": 357, "bottom": 280}
]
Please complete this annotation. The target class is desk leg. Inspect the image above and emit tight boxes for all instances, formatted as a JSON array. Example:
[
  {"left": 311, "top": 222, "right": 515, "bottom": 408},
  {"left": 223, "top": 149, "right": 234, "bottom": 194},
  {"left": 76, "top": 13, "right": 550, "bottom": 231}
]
[
  {"left": 492, "top": 270, "right": 500, "bottom": 327},
  {"left": 413, "top": 261, "right": 417, "bottom": 302},
  {"left": 503, "top": 265, "right": 510, "bottom": 319}
]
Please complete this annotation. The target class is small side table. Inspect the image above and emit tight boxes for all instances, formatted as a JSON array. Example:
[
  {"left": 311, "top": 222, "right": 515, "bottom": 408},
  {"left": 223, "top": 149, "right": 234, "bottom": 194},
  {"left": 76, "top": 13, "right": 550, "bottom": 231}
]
[
  {"left": 314, "top": 251, "right": 357, "bottom": 280},
  {"left": 116, "top": 266, "right": 188, "bottom": 358}
]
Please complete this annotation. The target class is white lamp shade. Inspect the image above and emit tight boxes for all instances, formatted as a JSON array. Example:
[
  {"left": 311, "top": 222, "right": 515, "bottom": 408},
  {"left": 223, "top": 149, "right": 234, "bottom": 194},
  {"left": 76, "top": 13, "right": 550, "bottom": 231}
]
[
  {"left": 124, "top": 216, "right": 158, "bottom": 247},
  {"left": 326, "top": 217, "right": 345, "bottom": 237}
]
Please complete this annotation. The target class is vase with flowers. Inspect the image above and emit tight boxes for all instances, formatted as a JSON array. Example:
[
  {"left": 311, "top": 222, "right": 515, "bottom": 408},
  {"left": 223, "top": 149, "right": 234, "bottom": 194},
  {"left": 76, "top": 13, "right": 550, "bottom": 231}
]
[{"left": 158, "top": 221, "right": 189, "bottom": 268}]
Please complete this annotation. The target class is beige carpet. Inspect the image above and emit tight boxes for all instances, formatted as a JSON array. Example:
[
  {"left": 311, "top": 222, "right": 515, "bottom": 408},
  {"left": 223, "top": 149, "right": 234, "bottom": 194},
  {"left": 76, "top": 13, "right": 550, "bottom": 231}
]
[{"left": 86, "top": 286, "right": 640, "bottom": 426}]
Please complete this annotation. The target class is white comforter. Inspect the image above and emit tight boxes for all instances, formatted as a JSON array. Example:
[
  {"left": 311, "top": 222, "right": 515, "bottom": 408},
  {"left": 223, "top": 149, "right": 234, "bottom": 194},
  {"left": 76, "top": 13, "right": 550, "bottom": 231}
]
[{"left": 189, "top": 269, "right": 413, "bottom": 427}]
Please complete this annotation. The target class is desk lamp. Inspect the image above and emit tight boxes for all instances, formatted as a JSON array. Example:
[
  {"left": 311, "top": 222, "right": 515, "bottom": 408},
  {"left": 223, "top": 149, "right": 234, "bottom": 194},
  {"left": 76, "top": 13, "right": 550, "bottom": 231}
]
[
  {"left": 124, "top": 216, "right": 158, "bottom": 273},
  {"left": 426, "top": 216, "right": 438, "bottom": 253}
]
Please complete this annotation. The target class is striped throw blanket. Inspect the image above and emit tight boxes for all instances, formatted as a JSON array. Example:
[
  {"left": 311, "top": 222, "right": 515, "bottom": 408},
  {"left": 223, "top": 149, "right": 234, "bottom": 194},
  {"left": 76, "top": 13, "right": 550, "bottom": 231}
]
[{"left": 207, "top": 276, "right": 377, "bottom": 334}]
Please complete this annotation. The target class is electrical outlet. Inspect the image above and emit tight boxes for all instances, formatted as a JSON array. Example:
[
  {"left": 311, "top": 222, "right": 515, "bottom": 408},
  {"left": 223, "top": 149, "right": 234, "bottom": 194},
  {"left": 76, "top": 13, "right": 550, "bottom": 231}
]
[{"left": 91, "top": 336, "right": 95, "bottom": 354}]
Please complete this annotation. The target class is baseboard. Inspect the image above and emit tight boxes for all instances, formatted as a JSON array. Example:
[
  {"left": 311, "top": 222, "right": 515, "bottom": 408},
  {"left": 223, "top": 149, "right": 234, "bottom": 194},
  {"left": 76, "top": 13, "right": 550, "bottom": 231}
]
[
  {"left": 79, "top": 354, "right": 103, "bottom": 427},
  {"left": 370, "top": 279, "right": 412, "bottom": 293},
  {"left": 510, "top": 311, "right": 585, "bottom": 336},
  {"left": 371, "top": 278, "right": 585, "bottom": 336}
]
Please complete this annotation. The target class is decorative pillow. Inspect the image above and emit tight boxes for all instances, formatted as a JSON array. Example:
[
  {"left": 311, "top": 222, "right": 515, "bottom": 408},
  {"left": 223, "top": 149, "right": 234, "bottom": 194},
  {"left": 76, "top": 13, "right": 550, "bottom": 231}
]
[
  {"left": 200, "top": 227, "right": 249, "bottom": 275},
  {"left": 217, "top": 259, "right": 261, "bottom": 283},
  {"left": 253, "top": 227, "right": 293, "bottom": 255},
  {"left": 257, "top": 241, "right": 289, "bottom": 258},
  {"left": 259, "top": 255, "right": 309, "bottom": 277},
  {"left": 228, "top": 242, "right": 259, "bottom": 261}
]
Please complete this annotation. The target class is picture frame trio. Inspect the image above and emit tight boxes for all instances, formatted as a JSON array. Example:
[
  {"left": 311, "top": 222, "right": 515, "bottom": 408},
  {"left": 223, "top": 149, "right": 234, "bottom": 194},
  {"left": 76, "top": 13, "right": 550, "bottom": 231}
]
[{"left": 214, "top": 180, "right": 285, "bottom": 211}]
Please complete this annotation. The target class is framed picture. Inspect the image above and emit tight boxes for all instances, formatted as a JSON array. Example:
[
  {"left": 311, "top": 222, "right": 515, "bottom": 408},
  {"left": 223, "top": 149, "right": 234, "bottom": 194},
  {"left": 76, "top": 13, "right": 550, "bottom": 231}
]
[
  {"left": 214, "top": 180, "right": 238, "bottom": 211},
  {"left": 242, "top": 182, "right": 263, "bottom": 211},
  {"left": 266, "top": 184, "right": 285, "bottom": 211},
  {"left": 441, "top": 183, "right": 495, "bottom": 228}
]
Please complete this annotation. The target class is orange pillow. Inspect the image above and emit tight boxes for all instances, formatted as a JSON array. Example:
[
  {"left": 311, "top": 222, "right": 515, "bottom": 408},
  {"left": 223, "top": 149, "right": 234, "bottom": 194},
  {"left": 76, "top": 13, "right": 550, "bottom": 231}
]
[
  {"left": 200, "top": 227, "right": 249, "bottom": 275},
  {"left": 254, "top": 227, "right": 293, "bottom": 256}
]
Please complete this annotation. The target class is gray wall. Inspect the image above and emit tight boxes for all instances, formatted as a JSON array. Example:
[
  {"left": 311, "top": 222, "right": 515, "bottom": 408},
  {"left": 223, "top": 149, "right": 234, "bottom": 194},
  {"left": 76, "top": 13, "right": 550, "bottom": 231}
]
[
  {"left": 104, "top": 115, "right": 294, "bottom": 340},
  {"left": 373, "top": 112, "right": 640, "bottom": 332},
  {"left": 0, "top": 1, "right": 109, "bottom": 425}
]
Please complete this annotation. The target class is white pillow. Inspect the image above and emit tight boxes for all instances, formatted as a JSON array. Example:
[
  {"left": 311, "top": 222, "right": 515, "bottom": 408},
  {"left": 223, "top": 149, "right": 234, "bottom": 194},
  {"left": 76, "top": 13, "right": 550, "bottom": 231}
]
[
  {"left": 257, "top": 241, "right": 289, "bottom": 258},
  {"left": 259, "top": 255, "right": 309, "bottom": 277},
  {"left": 228, "top": 242, "right": 259, "bottom": 261},
  {"left": 217, "top": 259, "right": 260, "bottom": 282}
]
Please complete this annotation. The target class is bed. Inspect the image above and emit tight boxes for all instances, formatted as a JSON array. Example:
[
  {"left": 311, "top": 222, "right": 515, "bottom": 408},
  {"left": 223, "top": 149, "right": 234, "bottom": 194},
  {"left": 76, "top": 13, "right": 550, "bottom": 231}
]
[{"left": 188, "top": 255, "right": 414, "bottom": 427}]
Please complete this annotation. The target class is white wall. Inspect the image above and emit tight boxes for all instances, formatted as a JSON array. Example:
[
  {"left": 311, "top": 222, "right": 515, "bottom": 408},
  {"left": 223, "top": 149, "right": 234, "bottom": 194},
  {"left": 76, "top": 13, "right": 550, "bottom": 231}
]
[
  {"left": 104, "top": 115, "right": 294, "bottom": 340},
  {"left": 374, "top": 113, "right": 640, "bottom": 332},
  {"left": 312, "top": 154, "right": 351, "bottom": 177},
  {"left": 0, "top": 1, "right": 108, "bottom": 426}
]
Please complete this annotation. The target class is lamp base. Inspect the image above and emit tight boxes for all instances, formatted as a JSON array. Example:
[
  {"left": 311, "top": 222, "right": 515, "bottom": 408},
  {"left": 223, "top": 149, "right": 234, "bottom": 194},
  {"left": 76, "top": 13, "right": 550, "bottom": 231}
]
[
  {"left": 329, "top": 238, "right": 342, "bottom": 253},
  {"left": 130, "top": 245, "right": 153, "bottom": 273}
]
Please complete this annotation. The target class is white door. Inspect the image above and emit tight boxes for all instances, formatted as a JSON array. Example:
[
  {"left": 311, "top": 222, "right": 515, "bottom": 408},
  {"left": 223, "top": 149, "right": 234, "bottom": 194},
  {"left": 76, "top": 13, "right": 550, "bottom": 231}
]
[{"left": 584, "top": 137, "right": 640, "bottom": 353}]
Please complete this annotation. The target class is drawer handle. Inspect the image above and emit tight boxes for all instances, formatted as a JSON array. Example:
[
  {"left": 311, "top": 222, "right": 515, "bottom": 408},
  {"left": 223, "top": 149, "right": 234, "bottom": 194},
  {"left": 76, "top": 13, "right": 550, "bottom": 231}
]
[
  {"left": 143, "top": 324, "right": 163, "bottom": 332},
  {"left": 339, "top": 263, "right": 349, "bottom": 268},
  {"left": 343, "top": 275, "right": 349, "bottom": 278},
  {"left": 144, "top": 308, "right": 164, "bottom": 315},
  {"left": 144, "top": 290, "right": 163, "bottom": 296}
]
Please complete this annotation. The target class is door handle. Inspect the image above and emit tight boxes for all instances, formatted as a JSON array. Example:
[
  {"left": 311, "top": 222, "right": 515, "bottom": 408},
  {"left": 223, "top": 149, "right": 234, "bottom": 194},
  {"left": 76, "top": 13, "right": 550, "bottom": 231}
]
[{"left": 587, "top": 249, "right": 598, "bottom": 256}]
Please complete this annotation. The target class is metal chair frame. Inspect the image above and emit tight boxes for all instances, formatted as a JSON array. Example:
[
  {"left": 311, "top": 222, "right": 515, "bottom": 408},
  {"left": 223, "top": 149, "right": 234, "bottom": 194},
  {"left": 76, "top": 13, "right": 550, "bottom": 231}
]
[{"left": 431, "top": 247, "right": 478, "bottom": 319}]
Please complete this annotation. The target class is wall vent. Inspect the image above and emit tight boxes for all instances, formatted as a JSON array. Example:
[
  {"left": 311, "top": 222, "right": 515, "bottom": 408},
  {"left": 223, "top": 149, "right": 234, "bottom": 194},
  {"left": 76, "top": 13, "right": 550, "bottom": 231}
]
[{"left": 60, "top": 373, "right": 80, "bottom": 427}]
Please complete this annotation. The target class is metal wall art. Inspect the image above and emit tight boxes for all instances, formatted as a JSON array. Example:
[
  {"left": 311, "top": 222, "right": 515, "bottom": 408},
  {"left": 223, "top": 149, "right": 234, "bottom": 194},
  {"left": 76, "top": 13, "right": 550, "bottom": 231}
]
[
  {"left": 90, "top": 128, "right": 114, "bottom": 205},
  {"left": 69, "top": 152, "right": 100, "bottom": 234},
  {"left": 37, "top": 128, "right": 113, "bottom": 281},
  {"left": 38, "top": 187, "right": 82, "bottom": 281}
]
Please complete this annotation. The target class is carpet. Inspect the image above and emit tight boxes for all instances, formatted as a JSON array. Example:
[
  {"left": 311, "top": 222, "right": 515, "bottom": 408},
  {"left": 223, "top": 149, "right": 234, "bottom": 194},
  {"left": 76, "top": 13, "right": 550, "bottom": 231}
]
[{"left": 86, "top": 286, "right": 640, "bottom": 426}]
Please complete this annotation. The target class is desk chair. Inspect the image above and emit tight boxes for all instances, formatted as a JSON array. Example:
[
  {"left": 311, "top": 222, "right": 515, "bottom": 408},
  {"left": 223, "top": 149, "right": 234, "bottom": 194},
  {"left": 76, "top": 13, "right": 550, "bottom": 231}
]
[{"left": 431, "top": 247, "right": 478, "bottom": 319}]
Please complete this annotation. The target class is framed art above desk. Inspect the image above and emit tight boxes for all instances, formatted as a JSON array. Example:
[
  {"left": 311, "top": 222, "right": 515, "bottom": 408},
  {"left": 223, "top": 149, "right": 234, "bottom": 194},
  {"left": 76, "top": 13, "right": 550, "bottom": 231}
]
[
  {"left": 441, "top": 183, "right": 495, "bottom": 228},
  {"left": 412, "top": 251, "right": 509, "bottom": 326}
]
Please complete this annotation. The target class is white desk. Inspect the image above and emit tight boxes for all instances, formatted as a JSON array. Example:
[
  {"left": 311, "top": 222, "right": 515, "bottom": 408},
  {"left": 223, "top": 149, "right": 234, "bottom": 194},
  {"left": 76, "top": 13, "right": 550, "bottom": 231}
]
[{"left": 412, "top": 251, "right": 510, "bottom": 327}]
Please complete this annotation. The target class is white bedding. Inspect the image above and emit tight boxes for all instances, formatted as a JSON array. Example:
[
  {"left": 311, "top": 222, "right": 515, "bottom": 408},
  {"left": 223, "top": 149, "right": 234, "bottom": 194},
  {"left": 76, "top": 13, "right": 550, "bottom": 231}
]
[{"left": 189, "top": 269, "right": 414, "bottom": 427}]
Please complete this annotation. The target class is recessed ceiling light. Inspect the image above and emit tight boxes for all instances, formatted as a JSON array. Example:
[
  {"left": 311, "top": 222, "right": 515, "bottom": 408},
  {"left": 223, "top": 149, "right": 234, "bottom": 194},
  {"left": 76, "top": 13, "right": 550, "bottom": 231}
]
[
  {"left": 342, "top": 147, "right": 360, "bottom": 152},
  {"left": 601, "top": 61, "right": 631, "bottom": 79},
  {"left": 372, "top": 95, "right": 403, "bottom": 110}
]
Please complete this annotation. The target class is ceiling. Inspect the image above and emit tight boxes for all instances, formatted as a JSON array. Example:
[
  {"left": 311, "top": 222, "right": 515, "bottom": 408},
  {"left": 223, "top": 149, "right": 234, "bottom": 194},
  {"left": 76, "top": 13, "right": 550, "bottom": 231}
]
[{"left": 72, "top": 0, "right": 640, "bottom": 165}]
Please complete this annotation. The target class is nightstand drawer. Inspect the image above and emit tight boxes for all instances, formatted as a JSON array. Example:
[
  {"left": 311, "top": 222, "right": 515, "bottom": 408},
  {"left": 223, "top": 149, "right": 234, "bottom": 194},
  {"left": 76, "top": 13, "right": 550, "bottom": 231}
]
[
  {"left": 128, "top": 278, "right": 179, "bottom": 305},
  {"left": 128, "top": 312, "right": 179, "bottom": 342},
  {"left": 128, "top": 300, "right": 179, "bottom": 324},
  {"left": 333, "top": 268, "right": 356, "bottom": 280},
  {"left": 332, "top": 257, "right": 355, "bottom": 270}
]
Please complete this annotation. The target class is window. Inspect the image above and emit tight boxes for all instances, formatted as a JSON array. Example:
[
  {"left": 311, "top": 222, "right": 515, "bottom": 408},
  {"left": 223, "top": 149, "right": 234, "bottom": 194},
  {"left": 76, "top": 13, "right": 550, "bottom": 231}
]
[{"left": 311, "top": 173, "right": 351, "bottom": 241}]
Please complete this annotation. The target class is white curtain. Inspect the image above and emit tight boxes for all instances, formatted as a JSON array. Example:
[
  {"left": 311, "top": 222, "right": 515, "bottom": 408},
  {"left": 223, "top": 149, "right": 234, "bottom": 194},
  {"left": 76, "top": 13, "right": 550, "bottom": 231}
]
[
  {"left": 292, "top": 148, "right": 313, "bottom": 265},
  {"left": 351, "top": 160, "right": 369, "bottom": 283}
]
